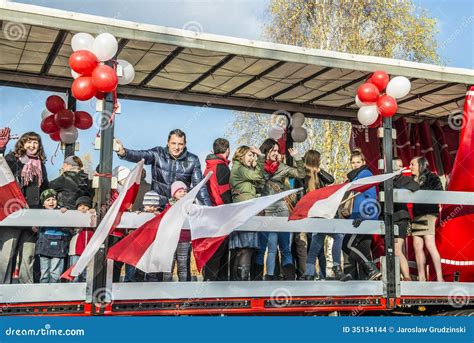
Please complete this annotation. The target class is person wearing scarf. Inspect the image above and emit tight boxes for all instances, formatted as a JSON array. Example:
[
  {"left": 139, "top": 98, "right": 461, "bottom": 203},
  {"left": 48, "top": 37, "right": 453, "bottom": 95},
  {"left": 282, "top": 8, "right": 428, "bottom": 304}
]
[
  {"left": 255, "top": 138, "right": 305, "bottom": 281},
  {"left": 0, "top": 131, "right": 49, "bottom": 284}
]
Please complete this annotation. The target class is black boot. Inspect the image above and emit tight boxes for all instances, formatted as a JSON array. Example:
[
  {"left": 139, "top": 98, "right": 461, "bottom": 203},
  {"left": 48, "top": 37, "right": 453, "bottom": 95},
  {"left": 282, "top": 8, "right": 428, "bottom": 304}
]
[
  {"left": 332, "top": 265, "right": 352, "bottom": 282},
  {"left": 300, "top": 275, "right": 316, "bottom": 281},
  {"left": 363, "top": 261, "right": 382, "bottom": 280},
  {"left": 237, "top": 265, "right": 251, "bottom": 281},
  {"left": 282, "top": 264, "right": 296, "bottom": 281},
  {"left": 254, "top": 264, "right": 264, "bottom": 281}
]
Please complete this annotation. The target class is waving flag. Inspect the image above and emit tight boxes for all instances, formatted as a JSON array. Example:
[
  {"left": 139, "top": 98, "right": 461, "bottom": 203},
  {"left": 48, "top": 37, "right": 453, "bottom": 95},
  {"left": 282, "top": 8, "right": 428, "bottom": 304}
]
[
  {"left": 290, "top": 171, "right": 399, "bottom": 220},
  {"left": 107, "top": 173, "right": 212, "bottom": 273},
  {"left": 61, "top": 160, "right": 144, "bottom": 280},
  {"left": 189, "top": 188, "right": 300, "bottom": 271},
  {"left": 0, "top": 156, "right": 27, "bottom": 222}
]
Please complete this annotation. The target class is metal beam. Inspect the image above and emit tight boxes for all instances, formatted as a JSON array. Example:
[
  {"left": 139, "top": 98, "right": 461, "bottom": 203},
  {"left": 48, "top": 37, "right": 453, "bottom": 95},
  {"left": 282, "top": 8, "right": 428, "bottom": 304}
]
[
  {"left": 112, "top": 281, "right": 384, "bottom": 300},
  {"left": 1, "top": 3, "right": 472, "bottom": 84},
  {"left": 225, "top": 61, "right": 286, "bottom": 96},
  {"left": 182, "top": 54, "right": 235, "bottom": 92},
  {"left": 397, "top": 83, "right": 457, "bottom": 105},
  {"left": 116, "top": 38, "right": 129, "bottom": 56},
  {"left": 138, "top": 46, "right": 184, "bottom": 87},
  {"left": 266, "top": 67, "right": 332, "bottom": 100},
  {"left": 400, "top": 281, "right": 474, "bottom": 296},
  {"left": 304, "top": 74, "right": 369, "bottom": 104},
  {"left": 412, "top": 95, "right": 465, "bottom": 115},
  {"left": 0, "top": 284, "right": 86, "bottom": 303},
  {"left": 0, "top": 71, "right": 357, "bottom": 120},
  {"left": 40, "top": 29, "right": 68, "bottom": 75}
]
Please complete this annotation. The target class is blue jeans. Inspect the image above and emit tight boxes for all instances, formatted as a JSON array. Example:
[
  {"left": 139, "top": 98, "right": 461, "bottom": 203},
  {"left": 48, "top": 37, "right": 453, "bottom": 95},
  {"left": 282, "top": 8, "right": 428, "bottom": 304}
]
[
  {"left": 256, "top": 232, "right": 293, "bottom": 276},
  {"left": 39, "top": 256, "right": 64, "bottom": 283},
  {"left": 305, "top": 233, "right": 344, "bottom": 277},
  {"left": 68, "top": 255, "right": 87, "bottom": 282}
]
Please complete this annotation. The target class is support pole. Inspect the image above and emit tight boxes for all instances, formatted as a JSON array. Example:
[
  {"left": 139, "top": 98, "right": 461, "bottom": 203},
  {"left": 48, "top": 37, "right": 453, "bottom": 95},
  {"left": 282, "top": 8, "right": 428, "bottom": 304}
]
[
  {"left": 382, "top": 116, "right": 396, "bottom": 307},
  {"left": 64, "top": 91, "right": 76, "bottom": 158},
  {"left": 90, "top": 77, "right": 115, "bottom": 313}
]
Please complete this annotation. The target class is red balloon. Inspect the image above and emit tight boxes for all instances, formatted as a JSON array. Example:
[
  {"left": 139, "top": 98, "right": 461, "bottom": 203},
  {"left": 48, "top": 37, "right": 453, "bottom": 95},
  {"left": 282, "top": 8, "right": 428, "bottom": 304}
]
[
  {"left": 357, "top": 83, "right": 380, "bottom": 103},
  {"left": 40, "top": 115, "right": 59, "bottom": 134},
  {"left": 74, "top": 111, "right": 93, "bottom": 130},
  {"left": 72, "top": 76, "right": 97, "bottom": 101},
  {"left": 376, "top": 94, "right": 398, "bottom": 117},
  {"left": 50, "top": 131, "right": 61, "bottom": 142},
  {"left": 369, "top": 115, "right": 382, "bottom": 128},
  {"left": 45, "top": 95, "right": 66, "bottom": 113},
  {"left": 371, "top": 71, "right": 390, "bottom": 91},
  {"left": 92, "top": 65, "right": 118, "bottom": 93},
  {"left": 69, "top": 50, "right": 99, "bottom": 75},
  {"left": 95, "top": 91, "right": 104, "bottom": 100},
  {"left": 55, "top": 109, "right": 75, "bottom": 129}
]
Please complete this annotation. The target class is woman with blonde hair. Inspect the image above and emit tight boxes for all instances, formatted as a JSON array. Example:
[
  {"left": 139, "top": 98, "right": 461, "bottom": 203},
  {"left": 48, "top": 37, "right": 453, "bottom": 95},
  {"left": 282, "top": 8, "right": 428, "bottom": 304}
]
[
  {"left": 302, "top": 150, "right": 351, "bottom": 281},
  {"left": 229, "top": 145, "right": 264, "bottom": 281}
]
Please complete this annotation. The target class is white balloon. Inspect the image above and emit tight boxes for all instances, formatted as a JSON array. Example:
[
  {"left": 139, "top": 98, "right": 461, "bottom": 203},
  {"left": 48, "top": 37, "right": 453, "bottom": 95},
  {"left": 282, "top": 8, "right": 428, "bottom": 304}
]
[
  {"left": 386, "top": 76, "right": 411, "bottom": 99},
  {"left": 291, "top": 112, "right": 305, "bottom": 128},
  {"left": 71, "top": 32, "right": 94, "bottom": 52},
  {"left": 92, "top": 33, "right": 118, "bottom": 62},
  {"left": 117, "top": 59, "right": 135, "bottom": 85},
  {"left": 357, "top": 105, "right": 379, "bottom": 126},
  {"left": 71, "top": 69, "right": 81, "bottom": 79},
  {"left": 268, "top": 125, "right": 284, "bottom": 140},
  {"left": 60, "top": 127, "right": 78, "bottom": 144},
  {"left": 41, "top": 109, "right": 53, "bottom": 120},
  {"left": 291, "top": 127, "right": 307, "bottom": 142}
]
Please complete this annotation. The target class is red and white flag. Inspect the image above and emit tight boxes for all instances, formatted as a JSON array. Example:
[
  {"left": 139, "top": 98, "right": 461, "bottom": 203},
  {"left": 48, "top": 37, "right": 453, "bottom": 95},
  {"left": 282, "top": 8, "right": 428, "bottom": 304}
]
[
  {"left": 107, "top": 173, "right": 212, "bottom": 273},
  {"left": 0, "top": 156, "right": 27, "bottom": 222},
  {"left": 190, "top": 188, "right": 300, "bottom": 271},
  {"left": 62, "top": 160, "right": 144, "bottom": 280},
  {"left": 289, "top": 171, "right": 399, "bottom": 220}
]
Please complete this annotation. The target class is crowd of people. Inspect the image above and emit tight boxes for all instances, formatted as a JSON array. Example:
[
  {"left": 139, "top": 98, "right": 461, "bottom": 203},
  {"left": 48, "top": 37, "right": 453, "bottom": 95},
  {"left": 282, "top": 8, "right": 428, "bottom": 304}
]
[{"left": 0, "top": 127, "right": 445, "bottom": 284}]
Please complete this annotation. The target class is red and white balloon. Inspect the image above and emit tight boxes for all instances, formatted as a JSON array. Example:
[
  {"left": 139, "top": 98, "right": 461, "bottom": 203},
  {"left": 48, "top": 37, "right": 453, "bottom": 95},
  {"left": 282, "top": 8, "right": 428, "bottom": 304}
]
[
  {"left": 68, "top": 32, "right": 135, "bottom": 101},
  {"left": 355, "top": 71, "right": 411, "bottom": 126},
  {"left": 40, "top": 95, "right": 94, "bottom": 143}
]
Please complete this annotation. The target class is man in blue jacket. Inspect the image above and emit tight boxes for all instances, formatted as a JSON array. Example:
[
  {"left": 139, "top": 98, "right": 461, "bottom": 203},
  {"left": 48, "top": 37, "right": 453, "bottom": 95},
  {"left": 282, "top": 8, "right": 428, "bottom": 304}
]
[{"left": 116, "top": 129, "right": 211, "bottom": 209}]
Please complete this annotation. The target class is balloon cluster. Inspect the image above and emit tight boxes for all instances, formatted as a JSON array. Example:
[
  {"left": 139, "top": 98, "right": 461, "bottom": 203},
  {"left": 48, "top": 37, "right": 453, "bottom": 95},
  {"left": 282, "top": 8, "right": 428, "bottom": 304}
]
[
  {"left": 267, "top": 112, "right": 307, "bottom": 143},
  {"left": 69, "top": 32, "right": 135, "bottom": 101},
  {"left": 40, "top": 95, "right": 93, "bottom": 143},
  {"left": 355, "top": 71, "right": 411, "bottom": 127}
]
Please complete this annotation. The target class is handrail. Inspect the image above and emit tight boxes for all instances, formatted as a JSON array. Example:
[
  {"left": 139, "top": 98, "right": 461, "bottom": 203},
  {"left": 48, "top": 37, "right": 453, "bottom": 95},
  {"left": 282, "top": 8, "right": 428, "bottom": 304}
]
[{"left": 0, "top": 210, "right": 385, "bottom": 234}]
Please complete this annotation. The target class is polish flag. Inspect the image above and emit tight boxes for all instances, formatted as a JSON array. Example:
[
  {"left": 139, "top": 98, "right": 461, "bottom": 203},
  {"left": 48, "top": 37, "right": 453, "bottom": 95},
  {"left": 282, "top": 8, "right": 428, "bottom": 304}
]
[
  {"left": 61, "top": 160, "right": 144, "bottom": 280},
  {"left": 0, "top": 156, "right": 27, "bottom": 222},
  {"left": 107, "top": 173, "right": 212, "bottom": 273},
  {"left": 289, "top": 171, "right": 399, "bottom": 220},
  {"left": 190, "top": 188, "right": 300, "bottom": 271}
]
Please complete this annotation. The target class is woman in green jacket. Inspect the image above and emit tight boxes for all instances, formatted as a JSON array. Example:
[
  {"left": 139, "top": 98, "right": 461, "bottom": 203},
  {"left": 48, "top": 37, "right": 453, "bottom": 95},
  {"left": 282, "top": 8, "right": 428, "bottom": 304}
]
[
  {"left": 229, "top": 145, "right": 264, "bottom": 281},
  {"left": 255, "top": 138, "right": 305, "bottom": 280}
]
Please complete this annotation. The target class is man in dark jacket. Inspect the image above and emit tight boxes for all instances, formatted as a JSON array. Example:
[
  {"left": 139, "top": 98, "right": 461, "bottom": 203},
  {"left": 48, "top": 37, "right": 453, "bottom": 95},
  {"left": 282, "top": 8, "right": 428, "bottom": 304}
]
[
  {"left": 116, "top": 129, "right": 211, "bottom": 209},
  {"left": 202, "top": 138, "right": 232, "bottom": 281},
  {"left": 49, "top": 156, "right": 93, "bottom": 209}
]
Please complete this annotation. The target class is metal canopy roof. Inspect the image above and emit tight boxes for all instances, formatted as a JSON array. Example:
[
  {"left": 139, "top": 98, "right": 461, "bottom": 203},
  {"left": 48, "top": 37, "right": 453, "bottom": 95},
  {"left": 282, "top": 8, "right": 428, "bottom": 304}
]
[{"left": 0, "top": 2, "right": 473, "bottom": 121}]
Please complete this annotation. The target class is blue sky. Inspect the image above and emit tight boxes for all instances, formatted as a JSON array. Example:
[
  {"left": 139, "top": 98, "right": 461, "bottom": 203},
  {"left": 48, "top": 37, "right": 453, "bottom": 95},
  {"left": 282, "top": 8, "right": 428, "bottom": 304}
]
[{"left": 0, "top": 0, "right": 473, "bottom": 180}]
